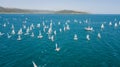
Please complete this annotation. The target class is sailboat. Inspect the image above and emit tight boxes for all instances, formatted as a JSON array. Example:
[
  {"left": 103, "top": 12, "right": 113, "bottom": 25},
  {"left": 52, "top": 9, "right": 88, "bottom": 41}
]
[
  {"left": 30, "top": 32, "right": 34, "bottom": 37},
  {"left": 59, "top": 28, "right": 62, "bottom": 32},
  {"left": 58, "top": 22, "right": 61, "bottom": 25},
  {"left": 51, "top": 35, "right": 54, "bottom": 42},
  {"left": 86, "top": 34, "right": 90, "bottom": 40},
  {"left": 36, "top": 23, "right": 40, "bottom": 28},
  {"left": 114, "top": 23, "right": 118, "bottom": 27},
  {"left": 11, "top": 29, "right": 15, "bottom": 35},
  {"left": 3, "top": 23, "right": 6, "bottom": 27},
  {"left": 37, "top": 31, "right": 43, "bottom": 38},
  {"left": 98, "top": 33, "right": 101, "bottom": 39},
  {"left": 55, "top": 43, "right": 60, "bottom": 52},
  {"left": 18, "top": 28, "right": 23, "bottom": 35},
  {"left": 32, "top": 61, "right": 37, "bottom": 67},
  {"left": 109, "top": 22, "right": 112, "bottom": 26},
  {"left": 7, "top": 33, "right": 12, "bottom": 38},
  {"left": 101, "top": 24, "right": 104, "bottom": 29},
  {"left": 74, "top": 34, "right": 78, "bottom": 40},
  {"left": 66, "top": 25, "right": 70, "bottom": 30},
  {"left": 11, "top": 24, "right": 14, "bottom": 29},
  {"left": 54, "top": 30, "right": 56, "bottom": 35},
  {"left": 84, "top": 26, "right": 93, "bottom": 31},
  {"left": 24, "top": 27, "right": 30, "bottom": 35},
  {"left": 17, "top": 35, "right": 21, "bottom": 40},
  {"left": 23, "top": 25, "right": 26, "bottom": 29}
]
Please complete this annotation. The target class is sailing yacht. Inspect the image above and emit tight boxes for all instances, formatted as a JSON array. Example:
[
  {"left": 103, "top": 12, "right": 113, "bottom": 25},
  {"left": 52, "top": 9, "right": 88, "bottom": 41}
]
[
  {"left": 98, "top": 33, "right": 101, "bottom": 39},
  {"left": 101, "top": 24, "right": 104, "bottom": 29},
  {"left": 18, "top": 28, "right": 23, "bottom": 35},
  {"left": 54, "top": 30, "right": 57, "bottom": 35},
  {"left": 66, "top": 25, "right": 70, "bottom": 30},
  {"left": 58, "top": 22, "right": 61, "bottom": 25},
  {"left": 86, "top": 34, "right": 90, "bottom": 40},
  {"left": 114, "top": 23, "right": 118, "bottom": 27},
  {"left": 109, "top": 22, "right": 112, "bottom": 26},
  {"left": 24, "top": 27, "right": 30, "bottom": 35},
  {"left": 55, "top": 43, "right": 60, "bottom": 52},
  {"left": 17, "top": 35, "right": 21, "bottom": 40},
  {"left": 30, "top": 32, "right": 34, "bottom": 37},
  {"left": 23, "top": 25, "right": 26, "bottom": 29},
  {"left": 74, "top": 34, "right": 78, "bottom": 40},
  {"left": 11, "top": 24, "right": 14, "bottom": 29},
  {"left": 59, "top": 28, "right": 62, "bottom": 32},
  {"left": 37, "top": 31, "right": 43, "bottom": 38},
  {"left": 32, "top": 61, "right": 37, "bottom": 67},
  {"left": 36, "top": 23, "right": 40, "bottom": 28},
  {"left": 11, "top": 29, "right": 15, "bottom": 35},
  {"left": 7, "top": 33, "right": 12, "bottom": 38},
  {"left": 51, "top": 35, "right": 54, "bottom": 42},
  {"left": 3, "top": 23, "right": 6, "bottom": 27},
  {"left": 84, "top": 26, "right": 93, "bottom": 31}
]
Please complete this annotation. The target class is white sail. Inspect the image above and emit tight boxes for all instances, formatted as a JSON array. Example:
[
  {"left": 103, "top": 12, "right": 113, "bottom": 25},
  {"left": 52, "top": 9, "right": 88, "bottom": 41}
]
[
  {"left": 55, "top": 43, "right": 60, "bottom": 52},
  {"left": 32, "top": 61, "right": 37, "bottom": 67},
  {"left": 98, "top": 33, "right": 101, "bottom": 38},
  {"left": 86, "top": 34, "right": 90, "bottom": 40},
  {"left": 74, "top": 34, "right": 78, "bottom": 40}
]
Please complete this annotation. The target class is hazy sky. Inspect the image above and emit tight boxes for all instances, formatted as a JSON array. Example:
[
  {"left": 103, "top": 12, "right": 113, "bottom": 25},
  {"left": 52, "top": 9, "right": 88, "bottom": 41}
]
[{"left": 0, "top": 0, "right": 120, "bottom": 14}]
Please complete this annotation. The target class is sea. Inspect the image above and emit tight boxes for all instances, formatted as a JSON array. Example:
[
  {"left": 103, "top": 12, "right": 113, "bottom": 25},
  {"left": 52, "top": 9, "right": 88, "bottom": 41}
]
[{"left": 0, "top": 14, "right": 120, "bottom": 67}]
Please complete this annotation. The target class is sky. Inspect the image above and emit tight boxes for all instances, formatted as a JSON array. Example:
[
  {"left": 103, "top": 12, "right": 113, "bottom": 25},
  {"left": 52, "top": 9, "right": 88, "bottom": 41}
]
[{"left": 0, "top": 0, "right": 120, "bottom": 14}]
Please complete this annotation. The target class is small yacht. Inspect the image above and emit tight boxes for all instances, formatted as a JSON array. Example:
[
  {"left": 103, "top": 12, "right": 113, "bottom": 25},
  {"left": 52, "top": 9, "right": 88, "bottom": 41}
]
[
  {"left": 23, "top": 25, "right": 26, "bottom": 29},
  {"left": 84, "top": 26, "right": 93, "bottom": 31},
  {"left": 7, "top": 33, "right": 12, "bottom": 38},
  {"left": 24, "top": 27, "right": 30, "bottom": 35},
  {"left": 37, "top": 31, "right": 43, "bottom": 38},
  {"left": 63, "top": 26, "right": 66, "bottom": 31},
  {"left": 36, "top": 23, "right": 40, "bottom": 28},
  {"left": 98, "top": 33, "right": 101, "bottom": 39},
  {"left": 32, "top": 61, "right": 37, "bottom": 67},
  {"left": 109, "top": 22, "right": 112, "bottom": 26},
  {"left": 11, "top": 29, "right": 15, "bottom": 35},
  {"left": 51, "top": 35, "right": 54, "bottom": 42},
  {"left": 74, "top": 34, "right": 78, "bottom": 40},
  {"left": 86, "top": 34, "right": 90, "bottom": 40},
  {"left": 55, "top": 43, "right": 60, "bottom": 52},
  {"left": 31, "top": 23, "right": 35, "bottom": 29},
  {"left": 59, "top": 28, "right": 62, "bottom": 32},
  {"left": 54, "top": 30, "right": 56, "bottom": 35},
  {"left": 17, "top": 35, "right": 21, "bottom": 40},
  {"left": 114, "top": 23, "right": 118, "bottom": 27},
  {"left": 85, "top": 19, "right": 88, "bottom": 23},
  {"left": 47, "top": 27, "right": 52, "bottom": 35},
  {"left": 101, "top": 24, "right": 104, "bottom": 29},
  {"left": 11, "top": 24, "right": 15, "bottom": 29},
  {"left": 3, "top": 23, "right": 6, "bottom": 27},
  {"left": 30, "top": 32, "right": 34, "bottom": 37},
  {"left": 43, "top": 27, "right": 46, "bottom": 32},
  {"left": 66, "top": 25, "right": 70, "bottom": 30},
  {"left": 58, "top": 22, "right": 61, "bottom": 25},
  {"left": 18, "top": 28, "right": 23, "bottom": 35}
]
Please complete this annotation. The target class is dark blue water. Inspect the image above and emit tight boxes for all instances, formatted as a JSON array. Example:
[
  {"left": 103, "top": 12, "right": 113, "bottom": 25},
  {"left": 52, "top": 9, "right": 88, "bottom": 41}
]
[{"left": 0, "top": 14, "right": 120, "bottom": 67}]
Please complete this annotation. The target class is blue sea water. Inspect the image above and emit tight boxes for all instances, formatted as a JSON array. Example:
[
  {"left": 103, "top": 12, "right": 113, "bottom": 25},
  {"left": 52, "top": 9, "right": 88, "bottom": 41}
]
[{"left": 0, "top": 14, "right": 120, "bottom": 67}]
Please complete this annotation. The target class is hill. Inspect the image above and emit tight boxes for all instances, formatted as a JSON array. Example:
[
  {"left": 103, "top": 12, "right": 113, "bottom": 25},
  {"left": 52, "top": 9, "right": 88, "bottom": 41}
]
[{"left": 0, "top": 6, "right": 88, "bottom": 14}]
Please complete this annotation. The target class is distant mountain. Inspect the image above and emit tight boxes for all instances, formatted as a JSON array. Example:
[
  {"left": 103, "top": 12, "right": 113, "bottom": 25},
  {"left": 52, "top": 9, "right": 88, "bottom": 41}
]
[
  {"left": 55, "top": 10, "right": 87, "bottom": 14},
  {"left": 0, "top": 6, "right": 88, "bottom": 14}
]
